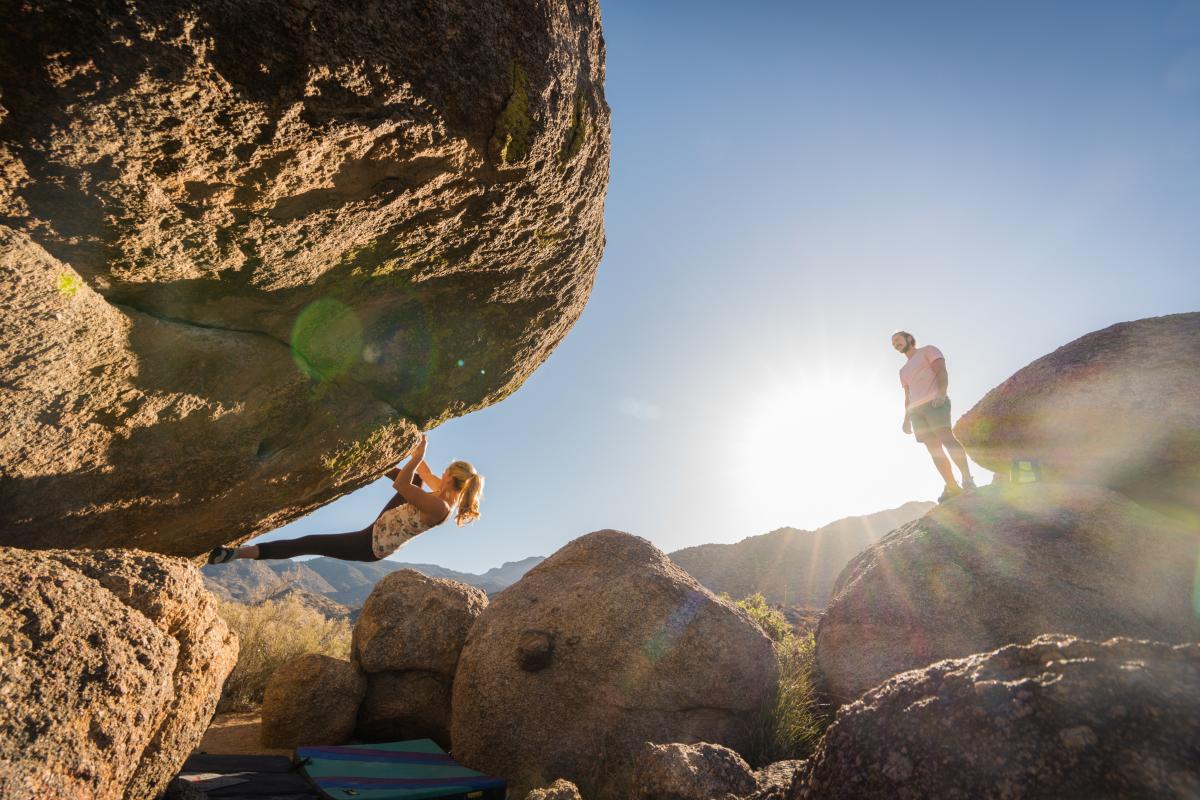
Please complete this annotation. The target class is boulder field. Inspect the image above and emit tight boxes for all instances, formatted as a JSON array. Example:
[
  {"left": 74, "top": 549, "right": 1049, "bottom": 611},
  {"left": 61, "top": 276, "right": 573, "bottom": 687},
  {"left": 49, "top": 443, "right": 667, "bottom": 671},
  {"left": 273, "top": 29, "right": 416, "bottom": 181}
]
[
  {"left": 0, "top": 0, "right": 610, "bottom": 556},
  {"left": 0, "top": 548, "right": 237, "bottom": 800},
  {"left": 450, "top": 530, "right": 780, "bottom": 799},
  {"left": 352, "top": 570, "right": 487, "bottom": 745},
  {"left": 791, "top": 635, "right": 1200, "bottom": 799},
  {"left": 255, "top": 535, "right": 783, "bottom": 798},
  {"left": 816, "top": 482, "right": 1200, "bottom": 706},
  {"left": 955, "top": 312, "right": 1200, "bottom": 522},
  {"left": 260, "top": 569, "right": 486, "bottom": 750}
]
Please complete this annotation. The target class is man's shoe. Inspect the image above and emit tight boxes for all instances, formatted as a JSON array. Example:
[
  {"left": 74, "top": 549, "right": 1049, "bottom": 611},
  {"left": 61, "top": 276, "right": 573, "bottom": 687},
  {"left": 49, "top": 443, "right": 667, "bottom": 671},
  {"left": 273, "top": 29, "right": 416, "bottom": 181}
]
[
  {"left": 207, "top": 546, "right": 237, "bottom": 565},
  {"left": 937, "top": 484, "right": 962, "bottom": 504},
  {"left": 961, "top": 477, "right": 977, "bottom": 491}
]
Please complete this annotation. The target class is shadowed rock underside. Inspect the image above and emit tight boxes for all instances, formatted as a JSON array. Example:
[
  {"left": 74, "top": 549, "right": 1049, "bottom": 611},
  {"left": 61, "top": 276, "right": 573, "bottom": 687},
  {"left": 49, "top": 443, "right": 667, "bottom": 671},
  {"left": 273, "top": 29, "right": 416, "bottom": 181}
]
[{"left": 0, "top": 0, "right": 610, "bottom": 556}]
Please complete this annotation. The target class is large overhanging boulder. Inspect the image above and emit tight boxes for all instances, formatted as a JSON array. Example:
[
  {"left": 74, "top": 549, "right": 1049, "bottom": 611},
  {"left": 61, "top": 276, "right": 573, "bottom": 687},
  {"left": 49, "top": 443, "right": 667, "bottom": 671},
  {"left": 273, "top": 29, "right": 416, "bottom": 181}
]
[
  {"left": 0, "top": 0, "right": 609, "bottom": 555},
  {"left": 954, "top": 312, "right": 1200, "bottom": 522},
  {"left": 815, "top": 482, "right": 1200, "bottom": 706}
]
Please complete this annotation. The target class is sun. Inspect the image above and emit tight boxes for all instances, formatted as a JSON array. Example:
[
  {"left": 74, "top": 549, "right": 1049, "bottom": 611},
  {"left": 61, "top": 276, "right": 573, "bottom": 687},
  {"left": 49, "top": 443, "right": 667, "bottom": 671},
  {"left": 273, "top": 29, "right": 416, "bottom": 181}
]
[{"left": 734, "top": 363, "right": 917, "bottom": 529}]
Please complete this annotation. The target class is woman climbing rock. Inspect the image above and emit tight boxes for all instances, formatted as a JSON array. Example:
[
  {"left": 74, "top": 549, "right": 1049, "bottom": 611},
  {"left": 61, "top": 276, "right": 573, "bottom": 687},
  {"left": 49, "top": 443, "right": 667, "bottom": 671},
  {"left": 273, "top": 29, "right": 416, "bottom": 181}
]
[{"left": 207, "top": 434, "right": 483, "bottom": 564}]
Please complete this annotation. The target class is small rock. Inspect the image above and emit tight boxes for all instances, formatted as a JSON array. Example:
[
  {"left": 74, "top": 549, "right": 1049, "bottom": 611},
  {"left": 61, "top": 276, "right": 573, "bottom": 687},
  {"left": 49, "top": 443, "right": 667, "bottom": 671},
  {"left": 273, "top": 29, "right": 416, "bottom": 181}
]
[
  {"left": 356, "top": 671, "right": 452, "bottom": 748},
  {"left": 750, "top": 760, "right": 805, "bottom": 800},
  {"left": 261, "top": 654, "right": 365, "bottom": 748},
  {"left": 631, "top": 741, "right": 758, "bottom": 800},
  {"left": 526, "top": 779, "right": 584, "bottom": 800}
]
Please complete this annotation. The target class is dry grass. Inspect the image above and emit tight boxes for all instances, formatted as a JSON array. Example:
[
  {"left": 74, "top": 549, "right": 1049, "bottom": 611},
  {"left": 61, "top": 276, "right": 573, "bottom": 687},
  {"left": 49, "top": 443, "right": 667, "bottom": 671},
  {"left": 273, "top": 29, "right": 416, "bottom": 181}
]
[
  {"left": 216, "top": 596, "right": 353, "bottom": 712},
  {"left": 732, "top": 593, "right": 826, "bottom": 765}
]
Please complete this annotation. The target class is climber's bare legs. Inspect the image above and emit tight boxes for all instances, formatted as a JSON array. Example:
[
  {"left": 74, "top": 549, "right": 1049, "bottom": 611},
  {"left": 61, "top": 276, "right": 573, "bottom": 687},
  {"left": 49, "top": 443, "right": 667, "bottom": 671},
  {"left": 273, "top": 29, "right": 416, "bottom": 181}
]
[
  {"left": 923, "top": 439, "right": 959, "bottom": 487},
  {"left": 936, "top": 427, "right": 973, "bottom": 484}
]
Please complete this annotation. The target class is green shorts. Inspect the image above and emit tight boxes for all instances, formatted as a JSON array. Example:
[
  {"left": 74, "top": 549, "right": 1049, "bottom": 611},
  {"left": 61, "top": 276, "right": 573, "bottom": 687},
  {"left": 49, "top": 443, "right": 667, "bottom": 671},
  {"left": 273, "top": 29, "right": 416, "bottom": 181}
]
[{"left": 908, "top": 397, "right": 952, "bottom": 443}]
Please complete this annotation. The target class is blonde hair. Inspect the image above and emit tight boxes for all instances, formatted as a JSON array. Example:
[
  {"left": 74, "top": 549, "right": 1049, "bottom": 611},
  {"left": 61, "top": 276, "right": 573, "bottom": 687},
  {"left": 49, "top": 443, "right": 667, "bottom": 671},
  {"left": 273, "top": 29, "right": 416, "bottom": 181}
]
[{"left": 443, "top": 460, "right": 484, "bottom": 526}]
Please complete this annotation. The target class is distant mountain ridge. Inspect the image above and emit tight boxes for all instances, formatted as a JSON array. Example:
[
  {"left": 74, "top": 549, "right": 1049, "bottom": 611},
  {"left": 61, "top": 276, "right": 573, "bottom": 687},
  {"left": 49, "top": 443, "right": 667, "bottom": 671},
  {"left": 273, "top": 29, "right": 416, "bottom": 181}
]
[
  {"left": 202, "top": 555, "right": 546, "bottom": 608},
  {"left": 667, "top": 501, "right": 935, "bottom": 607},
  {"left": 204, "top": 503, "right": 932, "bottom": 613}
]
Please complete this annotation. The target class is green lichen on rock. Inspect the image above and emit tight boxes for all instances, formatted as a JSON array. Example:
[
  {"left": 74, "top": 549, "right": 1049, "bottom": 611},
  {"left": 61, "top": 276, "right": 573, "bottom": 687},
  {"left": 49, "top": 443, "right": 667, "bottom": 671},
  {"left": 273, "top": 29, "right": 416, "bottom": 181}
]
[
  {"left": 56, "top": 271, "right": 81, "bottom": 297},
  {"left": 535, "top": 228, "right": 568, "bottom": 246},
  {"left": 559, "top": 89, "right": 589, "bottom": 167},
  {"left": 491, "top": 62, "right": 533, "bottom": 166},
  {"left": 320, "top": 420, "right": 406, "bottom": 477}
]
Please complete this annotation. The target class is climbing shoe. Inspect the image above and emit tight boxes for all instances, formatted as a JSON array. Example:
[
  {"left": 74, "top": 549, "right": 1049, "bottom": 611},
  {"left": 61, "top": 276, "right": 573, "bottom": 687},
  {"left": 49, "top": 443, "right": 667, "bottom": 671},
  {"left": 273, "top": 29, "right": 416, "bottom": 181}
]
[
  {"left": 937, "top": 485, "right": 962, "bottom": 504},
  {"left": 207, "top": 546, "right": 237, "bottom": 565}
]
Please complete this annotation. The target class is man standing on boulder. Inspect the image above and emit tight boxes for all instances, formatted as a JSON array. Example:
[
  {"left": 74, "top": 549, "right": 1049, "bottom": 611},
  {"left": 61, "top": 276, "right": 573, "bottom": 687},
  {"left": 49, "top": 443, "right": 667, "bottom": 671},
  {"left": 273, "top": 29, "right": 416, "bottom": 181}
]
[{"left": 892, "top": 330, "right": 975, "bottom": 502}]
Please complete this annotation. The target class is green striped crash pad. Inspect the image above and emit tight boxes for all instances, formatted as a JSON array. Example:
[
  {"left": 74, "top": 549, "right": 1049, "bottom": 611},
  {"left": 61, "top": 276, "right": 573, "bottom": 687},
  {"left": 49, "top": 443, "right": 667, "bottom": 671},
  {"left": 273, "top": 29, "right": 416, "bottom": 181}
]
[{"left": 296, "top": 739, "right": 506, "bottom": 800}]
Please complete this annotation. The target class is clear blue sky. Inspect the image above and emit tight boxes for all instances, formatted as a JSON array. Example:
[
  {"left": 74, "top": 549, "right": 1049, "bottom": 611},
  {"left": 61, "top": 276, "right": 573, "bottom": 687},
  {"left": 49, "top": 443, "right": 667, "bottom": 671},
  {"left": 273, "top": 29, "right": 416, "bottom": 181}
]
[{"left": 255, "top": 0, "right": 1200, "bottom": 572}]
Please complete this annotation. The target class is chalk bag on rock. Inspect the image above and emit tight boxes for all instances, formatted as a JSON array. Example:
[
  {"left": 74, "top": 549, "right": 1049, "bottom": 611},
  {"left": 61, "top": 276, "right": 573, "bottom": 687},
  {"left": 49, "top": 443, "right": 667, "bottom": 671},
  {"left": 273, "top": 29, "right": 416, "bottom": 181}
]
[{"left": 1010, "top": 458, "right": 1042, "bottom": 484}]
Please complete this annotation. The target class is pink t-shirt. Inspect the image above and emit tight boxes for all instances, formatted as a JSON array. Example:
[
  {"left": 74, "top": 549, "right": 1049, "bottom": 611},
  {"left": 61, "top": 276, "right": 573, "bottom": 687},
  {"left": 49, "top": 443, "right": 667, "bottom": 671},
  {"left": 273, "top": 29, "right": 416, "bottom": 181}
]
[{"left": 899, "top": 345, "right": 945, "bottom": 410}]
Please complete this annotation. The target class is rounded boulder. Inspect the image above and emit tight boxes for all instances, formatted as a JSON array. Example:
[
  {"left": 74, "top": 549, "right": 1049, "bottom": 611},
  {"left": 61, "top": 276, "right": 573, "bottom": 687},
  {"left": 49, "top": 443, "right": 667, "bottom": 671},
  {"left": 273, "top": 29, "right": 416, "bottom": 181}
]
[
  {"left": 356, "top": 671, "right": 453, "bottom": 747},
  {"left": 352, "top": 570, "right": 488, "bottom": 676},
  {"left": 816, "top": 482, "right": 1200, "bottom": 706},
  {"left": 261, "top": 653, "right": 366, "bottom": 748},
  {"left": 450, "top": 530, "right": 779, "bottom": 798},
  {"left": 955, "top": 312, "right": 1200, "bottom": 521},
  {"left": 792, "top": 635, "right": 1200, "bottom": 799}
]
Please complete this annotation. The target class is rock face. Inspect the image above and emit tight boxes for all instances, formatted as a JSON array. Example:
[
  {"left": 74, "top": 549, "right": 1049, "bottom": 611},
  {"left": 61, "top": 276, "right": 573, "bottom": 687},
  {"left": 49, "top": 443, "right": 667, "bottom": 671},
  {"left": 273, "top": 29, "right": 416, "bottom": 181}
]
[
  {"left": 0, "top": 547, "right": 237, "bottom": 800},
  {"left": 0, "top": 0, "right": 610, "bottom": 556},
  {"left": 631, "top": 742, "right": 759, "bottom": 800},
  {"left": 791, "top": 636, "right": 1200, "bottom": 799},
  {"left": 816, "top": 483, "right": 1200, "bottom": 706},
  {"left": 955, "top": 313, "right": 1200, "bottom": 521},
  {"left": 352, "top": 570, "right": 486, "bottom": 746},
  {"left": 261, "top": 653, "right": 366, "bottom": 748},
  {"left": 450, "top": 530, "right": 779, "bottom": 799}
]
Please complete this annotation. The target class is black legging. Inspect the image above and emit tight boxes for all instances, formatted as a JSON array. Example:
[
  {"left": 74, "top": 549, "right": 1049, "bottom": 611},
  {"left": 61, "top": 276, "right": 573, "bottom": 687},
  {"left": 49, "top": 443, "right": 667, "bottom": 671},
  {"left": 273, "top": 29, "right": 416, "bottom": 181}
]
[{"left": 256, "top": 476, "right": 420, "bottom": 562}]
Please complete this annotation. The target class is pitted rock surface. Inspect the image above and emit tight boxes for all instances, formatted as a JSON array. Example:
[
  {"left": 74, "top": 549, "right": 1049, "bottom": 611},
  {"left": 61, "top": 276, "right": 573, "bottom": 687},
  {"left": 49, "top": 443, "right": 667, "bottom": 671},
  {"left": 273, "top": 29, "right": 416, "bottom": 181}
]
[
  {"left": 0, "top": 547, "right": 237, "bottom": 800},
  {"left": 451, "top": 530, "right": 779, "bottom": 799},
  {"left": 791, "top": 636, "right": 1200, "bottom": 799},
  {"left": 261, "top": 653, "right": 366, "bottom": 748},
  {"left": 525, "top": 780, "right": 584, "bottom": 800},
  {"left": 356, "top": 670, "right": 453, "bottom": 748},
  {"left": 816, "top": 482, "right": 1200, "bottom": 706},
  {"left": 631, "top": 741, "right": 759, "bottom": 800},
  {"left": 0, "top": 0, "right": 609, "bottom": 555},
  {"left": 955, "top": 312, "right": 1200, "bottom": 521},
  {"left": 352, "top": 569, "right": 488, "bottom": 675}
]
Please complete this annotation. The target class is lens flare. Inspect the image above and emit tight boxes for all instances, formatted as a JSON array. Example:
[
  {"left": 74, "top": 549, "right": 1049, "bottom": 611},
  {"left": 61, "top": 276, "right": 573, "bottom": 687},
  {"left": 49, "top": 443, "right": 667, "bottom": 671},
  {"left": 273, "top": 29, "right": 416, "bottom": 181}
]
[
  {"left": 642, "top": 591, "right": 704, "bottom": 663},
  {"left": 1194, "top": 552, "right": 1200, "bottom": 618},
  {"left": 290, "top": 298, "right": 364, "bottom": 381}
]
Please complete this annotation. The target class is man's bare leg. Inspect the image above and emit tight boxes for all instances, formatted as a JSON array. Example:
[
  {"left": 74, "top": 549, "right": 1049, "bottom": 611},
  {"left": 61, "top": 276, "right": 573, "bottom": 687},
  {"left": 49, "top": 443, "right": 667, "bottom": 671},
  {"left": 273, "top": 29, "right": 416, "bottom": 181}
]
[
  {"left": 924, "top": 440, "right": 959, "bottom": 488},
  {"left": 937, "top": 428, "right": 973, "bottom": 484}
]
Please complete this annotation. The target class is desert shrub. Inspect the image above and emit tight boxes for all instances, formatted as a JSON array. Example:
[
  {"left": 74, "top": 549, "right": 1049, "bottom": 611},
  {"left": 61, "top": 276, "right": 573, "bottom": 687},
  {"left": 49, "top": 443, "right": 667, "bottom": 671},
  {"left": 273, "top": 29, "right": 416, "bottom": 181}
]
[
  {"left": 216, "top": 596, "right": 353, "bottom": 712},
  {"left": 731, "top": 593, "right": 825, "bottom": 764},
  {"left": 732, "top": 592, "right": 794, "bottom": 643}
]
